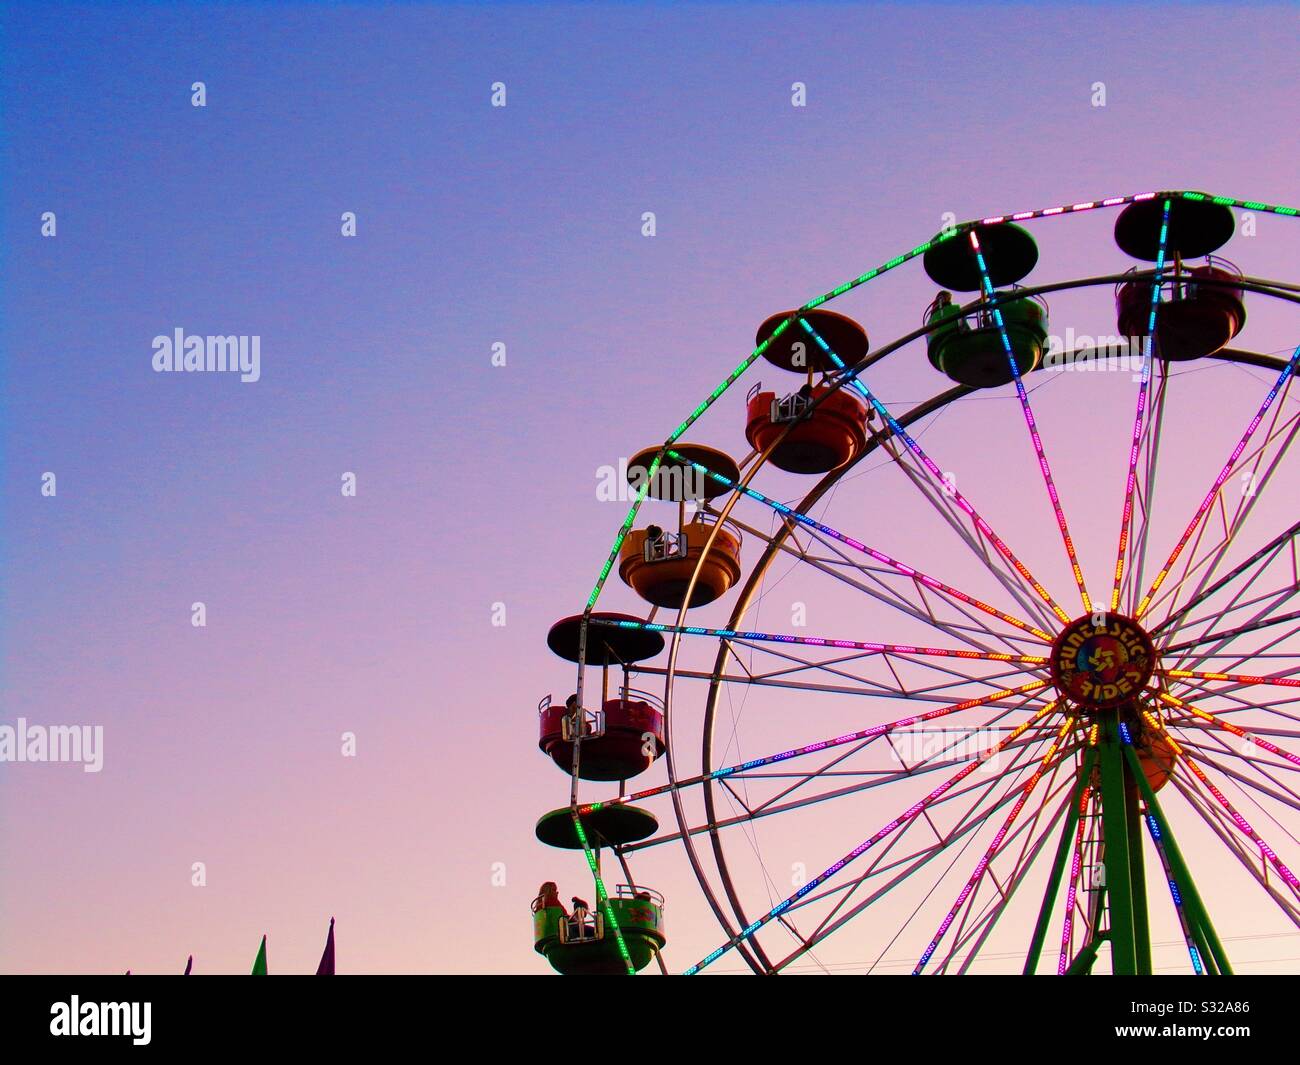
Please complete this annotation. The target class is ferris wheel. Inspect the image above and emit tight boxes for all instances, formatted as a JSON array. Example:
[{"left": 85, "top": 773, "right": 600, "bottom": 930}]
[{"left": 531, "top": 189, "right": 1300, "bottom": 976}]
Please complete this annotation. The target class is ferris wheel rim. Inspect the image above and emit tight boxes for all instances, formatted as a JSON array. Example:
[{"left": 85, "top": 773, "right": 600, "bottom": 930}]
[{"left": 679, "top": 344, "right": 1295, "bottom": 971}]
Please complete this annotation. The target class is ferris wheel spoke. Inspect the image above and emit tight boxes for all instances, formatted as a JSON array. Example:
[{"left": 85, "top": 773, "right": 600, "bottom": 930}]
[
  {"left": 1164, "top": 679, "right": 1300, "bottom": 733},
  {"left": 636, "top": 626, "right": 1053, "bottom": 710},
  {"left": 778, "top": 739, "right": 1075, "bottom": 972},
  {"left": 585, "top": 680, "right": 1053, "bottom": 823},
  {"left": 726, "top": 511, "right": 1051, "bottom": 657},
  {"left": 869, "top": 412, "right": 1065, "bottom": 635},
  {"left": 1161, "top": 669, "right": 1300, "bottom": 692},
  {"left": 671, "top": 449, "right": 1054, "bottom": 641},
  {"left": 751, "top": 494, "right": 1061, "bottom": 654},
  {"left": 1161, "top": 579, "right": 1299, "bottom": 665},
  {"left": 1164, "top": 608, "right": 1300, "bottom": 705},
  {"left": 769, "top": 728, "right": 1055, "bottom": 951},
  {"left": 646, "top": 708, "right": 1064, "bottom": 850},
  {"left": 1167, "top": 773, "right": 1300, "bottom": 930},
  {"left": 1135, "top": 343, "right": 1300, "bottom": 621},
  {"left": 789, "top": 522, "right": 1052, "bottom": 655},
  {"left": 1157, "top": 732, "right": 1300, "bottom": 900},
  {"left": 752, "top": 697, "right": 1049, "bottom": 863},
  {"left": 632, "top": 730, "right": 1056, "bottom": 855},
  {"left": 1166, "top": 738, "right": 1300, "bottom": 815},
  {"left": 1140, "top": 400, "right": 1300, "bottom": 629},
  {"left": 1108, "top": 199, "right": 1176, "bottom": 613},
  {"left": 639, "top": 660, "right": 1055, "bottom": 706},
  {"left": 1164, "top": 723, "right": 1300, "bottom": 787},
  {"left": 794, "top": 315, "right": 1073, "bottom": 624},
  {"left": 913, "top": 715, "right": 1080, "bottom": 973},
  {"left": 939, "top": 754, "right": 1077, "bottom": 973},
  {"left": 683, "top": 699, "right": 1063, "bottom": 973},
  {"left": 704, "top": 639, "right": 1048, "bottom": 706},
  {"left": 1167, "top": 722, "right": 1300, "bottom": 830},
  {"left": 1163, "top": 607, "right": 1300, "bottom": 661},
  {"left": 593, "top": 617, "right": 1049, "bottom": 666},
  {"left": 961, "top": 230, "right": 1091, "bottom": 613},
  {"left": 1122, "top": 356, "right": 1172, "bottom": 614},
  {"left": 1151, "top": 518, "right": 1300, "bottom": 639}
]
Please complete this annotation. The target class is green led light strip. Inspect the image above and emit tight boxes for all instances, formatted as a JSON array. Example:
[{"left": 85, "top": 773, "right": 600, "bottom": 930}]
[
  {"left": 571, "top": 813, "right": 635, "bottom": 975},
  {"left": 582, "top": 190, "right": 1297, "bottom": 616}
]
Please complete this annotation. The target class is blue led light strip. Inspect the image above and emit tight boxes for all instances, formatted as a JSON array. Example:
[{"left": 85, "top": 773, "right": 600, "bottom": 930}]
[
  {"left": 797, "top": 314, "right": 1071, "bottom": 626},
  {"left": 1111, "top": 198, "right": 1172, "bottom": 612},
  {"left": 664, "top": 449, "right": 1053, "bottom": 641},
  {"left": 1143, "top": 813, "right": 1204, "bottom": 975},
  {"left": 592, "top": 615, "right": 1049, "bottom": 664},
  {"left": 684, "top": 699, "right": 1064, "bottom": 974},
  {"left": 968, "top": 229, "right": 1091, "bottom": 614}
]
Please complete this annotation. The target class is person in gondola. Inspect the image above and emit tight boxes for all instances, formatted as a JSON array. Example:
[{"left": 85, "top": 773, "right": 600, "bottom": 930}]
[
  {"left": 574, "top": 894, "right": 594, "bottom": 924},
  {"left": 927, "top": 289, "right": 968, "bottom": 332},
  {"left": 532, "top": 881, "right": 567, "bottom": 916}
]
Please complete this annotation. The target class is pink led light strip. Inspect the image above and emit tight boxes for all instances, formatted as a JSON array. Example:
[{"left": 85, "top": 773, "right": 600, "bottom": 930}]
[
  {"left": 1136, "top": 344, "right": 1300, "bottom": 619},
  {"left": 1157, "top": 692, "right": 1300, "bottom": 768},
  {"left": 799, "top": 315, "right": 1072, "bottom": 627},
  {"left": 969, "top": 229, "right": 1090, "bottom": 615},
  {"left": 576, "top": 679, "right": 1054, "bottom": 816},
  {"left": 1111, "top": 198, "right": 1172, "bottom": 611},
  {"left": 914, "top": 714, "right": 1078, "bottom": 973},
  {"left": 668, "top": 450, "right": 1054, "bottom": 641},
  {"left": 685, "top": 698, "right": 1065, "bottom": 974},
  {"left": 1147, "top": 712, "right": 1300, "bottom": 892}
]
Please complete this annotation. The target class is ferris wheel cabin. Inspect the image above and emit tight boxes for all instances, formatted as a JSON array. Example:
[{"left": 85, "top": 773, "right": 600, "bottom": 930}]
[
  {"left": 533, "top": 884, "right": 666, "bottom": 975},
  {"left": 922, "top": 222, "right": 1050, "bottom": 388},
  {"left": 1114, "top": 198, "right": 1246, "bottom": 361},
  {"left": 617, "top": 445, "right": 743, "bottom": 608},
  {"left": 539, "top": 612, "right": 667, "bottom": 781},
  {"left": 743, "top": 310, "right": 872, "bottom": 474}
]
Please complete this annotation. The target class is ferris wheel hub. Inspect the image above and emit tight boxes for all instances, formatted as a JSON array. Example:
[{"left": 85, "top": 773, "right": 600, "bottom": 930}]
[{"left": 1050, "top": 613, "right": 1157, "bottom": 712}]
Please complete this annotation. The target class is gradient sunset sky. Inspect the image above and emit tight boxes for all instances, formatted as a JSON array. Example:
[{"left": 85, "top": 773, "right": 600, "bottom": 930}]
[{"left": 2, "top": 1, "right": 1298, "bottom": 974}]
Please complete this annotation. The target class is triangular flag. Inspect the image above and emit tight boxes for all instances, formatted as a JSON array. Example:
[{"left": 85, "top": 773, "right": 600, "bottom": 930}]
[
  {"left": 184, "top": 955, "right": 193, "bottom": 975},
  {"left": 251, "top": 934, "right": 267, "bottom": 976},
  {"left": 315, "top": 917, "right": 336, "bottom": 976}
]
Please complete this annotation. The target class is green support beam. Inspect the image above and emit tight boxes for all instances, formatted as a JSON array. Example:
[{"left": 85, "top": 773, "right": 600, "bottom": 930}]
[
  {"left": 1125, "top": 773, "right": 1153, "bottom": 974},
  {"left": 1097, "top": 717, "right": 1146, "bottom": 974},
  {"left": 1024, "top": 747, "right": 1096, "bottom": 975},
  {"left": 1122, "top": 739, "right": 1233, "bottom": 975}
]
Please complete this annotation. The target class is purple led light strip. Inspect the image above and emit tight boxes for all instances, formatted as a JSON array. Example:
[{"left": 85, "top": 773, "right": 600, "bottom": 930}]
[
  {"left": 969, "top": 229, "right": 1090, "bottom": 614},
  {"left": 1111, "top": 198, "right": 1172, "bottom": 611},
  {"left": 684, "top": 699, "right": 1064, "bottom": 974},
  {"left": 577, "top": 678, "right": 1053, "bottom": 816},
  {"left": 798, "top": 316, "right": 1072, "bottom": 626},
  {"left": 668, "top": 450, "right": 1054, "bottom": 642},
  {"left": 593, "top": 617, "right": 1049, "bottom": 664},
  {"left": 1136, "top": 343, "right": 1300, "bottom": 619},
  {"left": 913, "top": 715, "right": 1078, "bottom": 974}
]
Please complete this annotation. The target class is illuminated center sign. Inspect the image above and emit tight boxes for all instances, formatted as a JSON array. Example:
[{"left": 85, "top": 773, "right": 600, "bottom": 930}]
[{"left": 1051, "top": 614, "right": 1156, "bottom": 710}]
